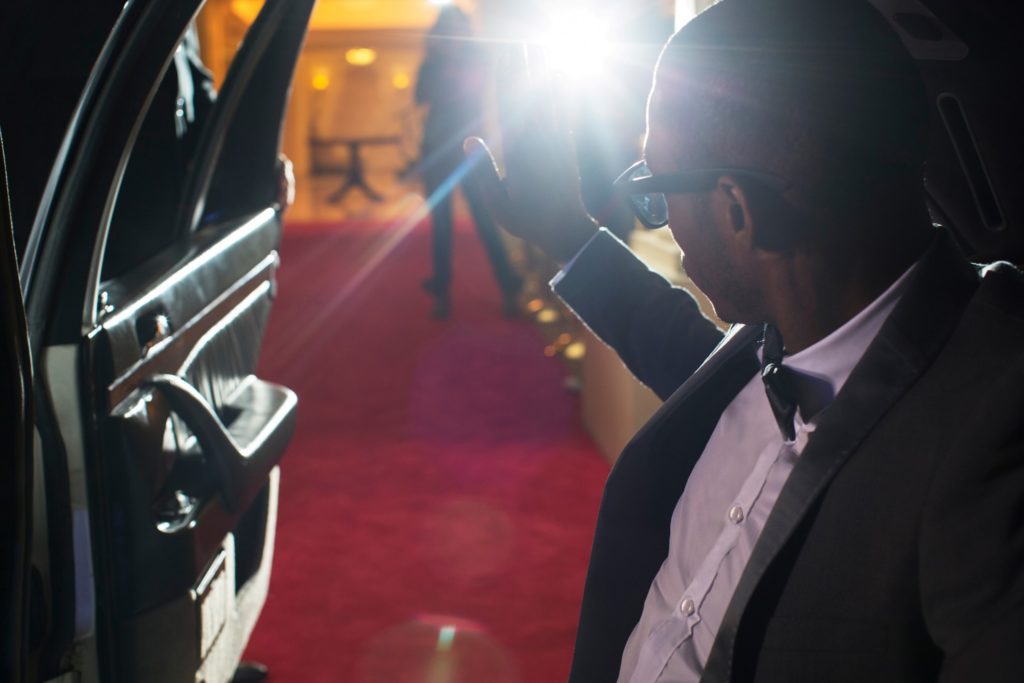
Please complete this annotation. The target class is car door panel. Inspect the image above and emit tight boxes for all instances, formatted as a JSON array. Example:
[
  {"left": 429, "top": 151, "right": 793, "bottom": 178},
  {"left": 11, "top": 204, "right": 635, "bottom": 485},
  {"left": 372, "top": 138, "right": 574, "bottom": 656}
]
[
  {"left": 84, "top": 206, "right": 297, "bottom": 682},
  {"left": 91, "top": 205, "right": 288, "bottom": 599},
  {"left": 13, "top": 0, "right": 314, "bottom": 680}
]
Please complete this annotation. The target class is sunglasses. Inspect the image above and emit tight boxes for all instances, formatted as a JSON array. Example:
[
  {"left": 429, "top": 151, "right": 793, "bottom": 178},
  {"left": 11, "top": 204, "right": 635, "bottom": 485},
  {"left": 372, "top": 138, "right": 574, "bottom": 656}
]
[{"left": 612, "top": 160, "right": 790, "bottom": 229}]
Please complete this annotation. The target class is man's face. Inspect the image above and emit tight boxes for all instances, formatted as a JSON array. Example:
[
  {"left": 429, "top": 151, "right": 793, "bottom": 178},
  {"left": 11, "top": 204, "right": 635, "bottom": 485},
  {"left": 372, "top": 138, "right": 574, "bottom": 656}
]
[{"left": 643, "top": 83, "right": 755, "bottom": 324}]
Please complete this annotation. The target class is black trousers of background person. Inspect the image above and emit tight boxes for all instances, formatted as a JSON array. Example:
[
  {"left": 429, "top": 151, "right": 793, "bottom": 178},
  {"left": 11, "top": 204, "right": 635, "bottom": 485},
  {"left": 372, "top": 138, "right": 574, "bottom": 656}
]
[{"left": 421, "top": 156, "right": 521, "bottom": 298}]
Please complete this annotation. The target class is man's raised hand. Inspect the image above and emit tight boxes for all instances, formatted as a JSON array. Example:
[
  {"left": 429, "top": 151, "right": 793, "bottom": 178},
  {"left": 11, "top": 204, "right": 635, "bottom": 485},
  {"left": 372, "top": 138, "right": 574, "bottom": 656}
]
[{"left": 463, "top": 44, "right": 597, "bottom": 264}]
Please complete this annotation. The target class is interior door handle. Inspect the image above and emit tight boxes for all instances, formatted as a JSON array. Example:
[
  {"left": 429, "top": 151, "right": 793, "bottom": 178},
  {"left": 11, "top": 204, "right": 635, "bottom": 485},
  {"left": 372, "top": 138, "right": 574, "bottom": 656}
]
[
  {"left": 137, "top": 310, "right": 172, "bottom": 357},
  {"left": 145, "top": 373, "right": 297, "bottom": 512}
]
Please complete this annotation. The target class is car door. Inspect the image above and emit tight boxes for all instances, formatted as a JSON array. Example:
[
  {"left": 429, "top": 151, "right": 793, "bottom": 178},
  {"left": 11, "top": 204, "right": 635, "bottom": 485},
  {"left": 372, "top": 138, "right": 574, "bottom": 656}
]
[
  {"left": 1, "top": 129, "right": 34, "bottom": 683},
  {"left": 18, "top": 1, "right": 314, "bottom": 681}
]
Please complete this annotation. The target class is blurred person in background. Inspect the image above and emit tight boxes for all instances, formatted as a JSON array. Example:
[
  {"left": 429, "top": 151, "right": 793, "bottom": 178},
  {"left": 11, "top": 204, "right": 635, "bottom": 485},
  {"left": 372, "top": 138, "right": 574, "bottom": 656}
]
[{"left": 416, "top": 4, "right": 522, "bottom": 320}]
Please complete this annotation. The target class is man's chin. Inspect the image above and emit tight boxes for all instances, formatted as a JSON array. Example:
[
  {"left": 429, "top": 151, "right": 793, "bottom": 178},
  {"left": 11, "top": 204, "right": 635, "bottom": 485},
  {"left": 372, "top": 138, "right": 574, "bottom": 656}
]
[
  {"left": 702, "top": 290, "right": 746, "bottom": 326},
  {"left": 709, "top": 303, "right": 740, "bottom": 325},
  {"left": 706, "top": 295, "right": 758, "bottom": 325},
  {"left": 681, "top": 261, "right": 753, "bottom": 325}
]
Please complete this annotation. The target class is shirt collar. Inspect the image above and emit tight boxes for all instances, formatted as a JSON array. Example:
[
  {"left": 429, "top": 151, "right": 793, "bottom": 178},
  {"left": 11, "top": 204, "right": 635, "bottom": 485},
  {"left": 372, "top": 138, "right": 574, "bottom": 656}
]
[{"left": 763, "top": 260, "right": 919, "bottom": 421}]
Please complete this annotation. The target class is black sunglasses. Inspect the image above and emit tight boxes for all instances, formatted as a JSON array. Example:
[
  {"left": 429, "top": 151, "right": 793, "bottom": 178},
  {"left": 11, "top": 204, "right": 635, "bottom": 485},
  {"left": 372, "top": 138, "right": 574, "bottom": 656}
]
[{"left": 613, "top": 160, "right": 790, "bottom": 229}]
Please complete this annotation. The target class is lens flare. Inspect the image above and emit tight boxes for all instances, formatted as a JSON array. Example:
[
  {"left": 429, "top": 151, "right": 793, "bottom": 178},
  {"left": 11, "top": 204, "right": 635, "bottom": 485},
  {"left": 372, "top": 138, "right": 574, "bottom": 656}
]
[
  {"left": 356, "top": 616, "right": 519, "bottom": 683},
  {"left": 437, "top": 625, "right": 457, "bottom": 652}
]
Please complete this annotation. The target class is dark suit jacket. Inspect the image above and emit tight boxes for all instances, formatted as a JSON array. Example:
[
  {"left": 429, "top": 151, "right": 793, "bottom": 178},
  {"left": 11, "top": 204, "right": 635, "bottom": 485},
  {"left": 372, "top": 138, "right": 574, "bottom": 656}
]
[{"left": 554, "top": 229, "right": 1024, "bottom": 682}]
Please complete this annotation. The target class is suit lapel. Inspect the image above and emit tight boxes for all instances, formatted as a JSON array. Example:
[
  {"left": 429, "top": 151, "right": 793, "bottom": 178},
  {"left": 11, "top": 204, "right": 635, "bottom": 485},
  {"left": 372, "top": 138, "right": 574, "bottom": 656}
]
[
  {"left": 701, "top": 232, "right": 979, "bottom": 682},
  {"left": 660, "top": 323, "right": 761, "bottom": 411},
  {"left": 623, "top": 321, "right": 761, "bottom": 484},
  {"left": 637, "top": 323, "right": 761, "bottom": 511}
]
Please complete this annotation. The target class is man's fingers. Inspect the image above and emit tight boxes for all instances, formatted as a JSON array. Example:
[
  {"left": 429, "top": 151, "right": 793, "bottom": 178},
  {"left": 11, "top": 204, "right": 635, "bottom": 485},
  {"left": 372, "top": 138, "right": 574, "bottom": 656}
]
[
  {"left": 463, "top": 136, "right": 512, "bottom": 226},
  {"left": 497, "top": 46, "right": 576, "bottom": 191}
]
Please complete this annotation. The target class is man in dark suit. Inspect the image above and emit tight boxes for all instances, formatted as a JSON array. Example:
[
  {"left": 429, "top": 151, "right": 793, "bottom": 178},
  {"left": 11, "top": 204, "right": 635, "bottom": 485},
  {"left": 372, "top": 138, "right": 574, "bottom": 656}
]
[
  {"left": 466, "top": 0, "right": 1024, "bottom": 680},
  {"left": 416, "top": 5, "right": 522, "bottom": 319}
]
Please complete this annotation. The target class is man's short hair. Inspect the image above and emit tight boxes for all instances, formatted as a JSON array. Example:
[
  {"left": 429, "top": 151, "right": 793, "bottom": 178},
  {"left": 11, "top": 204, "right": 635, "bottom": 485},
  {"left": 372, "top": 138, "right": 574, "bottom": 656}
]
[{"left": 654, "top": 0, "right": 929, "bottom": 216}]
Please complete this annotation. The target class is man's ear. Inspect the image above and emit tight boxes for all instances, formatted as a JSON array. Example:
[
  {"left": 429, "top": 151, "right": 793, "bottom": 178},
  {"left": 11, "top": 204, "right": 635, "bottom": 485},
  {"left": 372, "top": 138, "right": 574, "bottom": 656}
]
[
  {"left": 720, "top": 175, "right": 801, "bottom": 252},
  {"left": 718, "top": 176, "right": 752, "bottom": 235},
  {"left": 729, "top": 202, "right": 745, "bottom": 230}
]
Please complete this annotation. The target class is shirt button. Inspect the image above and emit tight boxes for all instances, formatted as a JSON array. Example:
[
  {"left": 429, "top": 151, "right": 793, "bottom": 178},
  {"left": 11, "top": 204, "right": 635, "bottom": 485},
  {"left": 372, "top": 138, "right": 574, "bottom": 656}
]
[
  {"left": 680, "top": 598, "right": 695, "bottom": 616},
  {"left": 728, "top": 505, "right": 745, "bottom": 523}
]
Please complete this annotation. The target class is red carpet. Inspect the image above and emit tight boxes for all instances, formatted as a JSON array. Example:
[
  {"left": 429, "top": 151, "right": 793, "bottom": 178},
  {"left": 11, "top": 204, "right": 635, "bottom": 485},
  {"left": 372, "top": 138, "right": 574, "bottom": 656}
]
[{"left": 244, "top": 217, "right": 610, "bottom": 682}]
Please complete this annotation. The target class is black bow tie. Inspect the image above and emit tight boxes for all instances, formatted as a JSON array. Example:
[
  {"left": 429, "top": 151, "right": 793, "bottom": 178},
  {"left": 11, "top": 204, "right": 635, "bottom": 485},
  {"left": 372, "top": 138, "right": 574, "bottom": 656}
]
[{"left": 760, "top": 323, "right": 798, "bottom": 441}]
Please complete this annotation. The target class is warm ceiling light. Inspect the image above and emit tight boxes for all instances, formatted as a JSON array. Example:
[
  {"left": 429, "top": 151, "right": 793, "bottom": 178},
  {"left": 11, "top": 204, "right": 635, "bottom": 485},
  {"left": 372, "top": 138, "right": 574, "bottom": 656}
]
[
  {"left": 311, "top": 67, "right": 331, "bottom": 91},
  {"left": 345, "top": 47, "right": 378, "bottom": 67},
  {"left": 392, "top": 72, "right": 411, "bottom": 90}
]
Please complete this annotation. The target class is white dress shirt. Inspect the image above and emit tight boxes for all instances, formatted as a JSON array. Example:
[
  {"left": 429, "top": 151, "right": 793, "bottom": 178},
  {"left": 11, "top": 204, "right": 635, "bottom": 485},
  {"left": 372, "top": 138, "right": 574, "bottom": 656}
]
[{"left": 610, "top": 262, "right": 918, "bottom": 683}]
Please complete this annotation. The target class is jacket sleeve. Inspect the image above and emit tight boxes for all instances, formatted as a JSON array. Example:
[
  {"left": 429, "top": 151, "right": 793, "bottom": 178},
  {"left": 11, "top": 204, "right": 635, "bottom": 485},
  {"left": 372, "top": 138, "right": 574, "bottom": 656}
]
[{"left": 553, "top": 228, "right": 725, "bottom": 400}]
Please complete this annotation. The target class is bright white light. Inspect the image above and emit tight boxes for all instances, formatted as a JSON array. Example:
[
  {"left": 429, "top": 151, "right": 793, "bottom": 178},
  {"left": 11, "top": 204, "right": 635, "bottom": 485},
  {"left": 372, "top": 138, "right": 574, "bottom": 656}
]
[
  {"left": 675, "top": 0, "right": 700, "bottom": 30},
  {"left": 541, "top": 7, "right": 612, "bottom": 81},
  {"left": 428, "top": 0, "right": 454, "bottom": 5}
]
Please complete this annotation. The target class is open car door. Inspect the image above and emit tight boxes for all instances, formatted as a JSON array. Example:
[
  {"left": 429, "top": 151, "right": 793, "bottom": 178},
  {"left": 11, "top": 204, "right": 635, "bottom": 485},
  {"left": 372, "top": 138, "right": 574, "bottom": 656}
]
[
  {"left": 19, "top": 1, "right": 314, "bottom": 681},
  {"left": 1, "top": 130, "right": 33, "bottom": 683}
]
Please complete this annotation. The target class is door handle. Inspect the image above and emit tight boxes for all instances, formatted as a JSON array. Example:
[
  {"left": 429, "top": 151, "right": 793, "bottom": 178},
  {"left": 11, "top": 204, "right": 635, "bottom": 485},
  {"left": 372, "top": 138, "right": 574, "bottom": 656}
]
[
  {"left": 145, "top": 373, "right": 297, "bottom": 512},
  {"left": 137, "top": 310, "right": 173, "bottom": 357}
]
